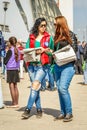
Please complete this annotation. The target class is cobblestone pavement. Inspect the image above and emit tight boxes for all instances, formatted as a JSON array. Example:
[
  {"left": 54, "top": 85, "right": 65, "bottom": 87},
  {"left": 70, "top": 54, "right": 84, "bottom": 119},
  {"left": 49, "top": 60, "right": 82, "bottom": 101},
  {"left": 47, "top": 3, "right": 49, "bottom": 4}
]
[{"left": 0, "top": 71, "right": 87, "bottom": 130}]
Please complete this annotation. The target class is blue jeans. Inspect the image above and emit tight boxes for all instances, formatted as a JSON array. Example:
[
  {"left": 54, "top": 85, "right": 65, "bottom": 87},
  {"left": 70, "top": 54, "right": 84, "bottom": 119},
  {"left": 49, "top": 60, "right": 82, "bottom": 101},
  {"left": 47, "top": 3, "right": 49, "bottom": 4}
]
[
  {"left": 27, "top": 65, "right": 46, "bottom": 110},
  {"left": 27, "top": 65, "right": 34, "bottom": 82},
  {"left": 42, "top": 64, "right": 54, "bottom": 90},
  {"left": 54, "top": 63, "right": 75, "bottom": 115},
  {"left": 83, "top": 63, "right": 87, "bottom": 84}
]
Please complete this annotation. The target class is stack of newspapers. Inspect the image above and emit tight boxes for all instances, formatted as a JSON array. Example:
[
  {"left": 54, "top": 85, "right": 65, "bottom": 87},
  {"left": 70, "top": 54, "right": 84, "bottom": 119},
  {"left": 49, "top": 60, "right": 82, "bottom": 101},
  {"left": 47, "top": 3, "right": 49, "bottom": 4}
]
[{"left": 22, "top": 47, "right": 42, "bottom": 62}]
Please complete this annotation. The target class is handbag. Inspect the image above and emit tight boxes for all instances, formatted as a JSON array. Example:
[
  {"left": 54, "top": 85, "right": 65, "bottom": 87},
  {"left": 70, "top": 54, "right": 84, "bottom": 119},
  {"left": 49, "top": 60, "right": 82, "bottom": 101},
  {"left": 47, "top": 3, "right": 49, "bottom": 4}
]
[{"left": 53, "top": 44, "right": 77, "bottom": 66}]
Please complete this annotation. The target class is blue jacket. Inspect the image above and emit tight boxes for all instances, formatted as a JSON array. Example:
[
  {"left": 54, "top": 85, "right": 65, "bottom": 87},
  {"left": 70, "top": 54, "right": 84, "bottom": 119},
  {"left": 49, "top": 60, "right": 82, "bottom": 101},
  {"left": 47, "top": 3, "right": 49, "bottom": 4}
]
[
  {"left": 76, "top": 45, "right": 83, "bottom": 60},
  {"left": 0, "top": 31, "right": 5, "bottom": 57}
]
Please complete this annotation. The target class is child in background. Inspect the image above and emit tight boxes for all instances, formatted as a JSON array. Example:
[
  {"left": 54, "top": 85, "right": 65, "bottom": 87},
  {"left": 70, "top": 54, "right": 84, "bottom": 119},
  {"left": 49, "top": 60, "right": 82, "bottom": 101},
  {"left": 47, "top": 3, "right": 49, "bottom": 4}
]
[
  {"left": 4, "top": 37, "right": 20, "bottom": 108},
  {"left": 16, "top": 40, "right": 24, "bottom": 79}
]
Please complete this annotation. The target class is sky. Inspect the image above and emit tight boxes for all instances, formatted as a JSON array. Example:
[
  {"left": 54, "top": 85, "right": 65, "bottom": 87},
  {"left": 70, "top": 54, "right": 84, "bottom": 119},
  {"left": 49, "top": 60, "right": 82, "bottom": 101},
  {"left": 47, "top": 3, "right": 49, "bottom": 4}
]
[{"left": 74, "top": 0, "right": 87, "bottom": 41}]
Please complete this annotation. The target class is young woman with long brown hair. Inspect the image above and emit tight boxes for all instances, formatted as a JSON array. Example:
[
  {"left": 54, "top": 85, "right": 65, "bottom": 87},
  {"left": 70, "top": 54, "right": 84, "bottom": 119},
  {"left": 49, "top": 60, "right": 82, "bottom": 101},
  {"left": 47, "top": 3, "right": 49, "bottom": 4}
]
[{"left": 53, "top": 16, "right": 75, "bottom": 122}]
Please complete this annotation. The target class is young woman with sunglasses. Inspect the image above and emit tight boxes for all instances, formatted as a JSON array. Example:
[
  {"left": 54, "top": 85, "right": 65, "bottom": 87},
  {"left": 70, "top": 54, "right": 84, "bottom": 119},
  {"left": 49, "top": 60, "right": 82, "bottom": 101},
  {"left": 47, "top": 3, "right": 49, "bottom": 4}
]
[
  {"left": 53, "top": 16, "right": 75, "bottom": 122},
  {"left": 22, "top": 17, "right": 54, "bottom": 119}
]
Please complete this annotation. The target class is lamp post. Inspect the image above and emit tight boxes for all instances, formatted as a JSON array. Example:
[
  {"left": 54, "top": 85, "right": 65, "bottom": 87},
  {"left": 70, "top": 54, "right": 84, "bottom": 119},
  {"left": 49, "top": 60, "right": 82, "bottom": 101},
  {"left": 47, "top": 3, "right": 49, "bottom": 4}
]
[{"left": 3, "top": 1, "right": 10, "bottom": 37}]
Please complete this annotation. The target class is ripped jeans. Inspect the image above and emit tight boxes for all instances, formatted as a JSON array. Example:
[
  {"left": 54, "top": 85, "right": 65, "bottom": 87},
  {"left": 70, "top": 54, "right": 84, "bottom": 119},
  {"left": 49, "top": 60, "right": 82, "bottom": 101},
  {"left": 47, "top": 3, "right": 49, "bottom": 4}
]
[{"left": 27, "top": 65, "right": 46, "bottom": 110}]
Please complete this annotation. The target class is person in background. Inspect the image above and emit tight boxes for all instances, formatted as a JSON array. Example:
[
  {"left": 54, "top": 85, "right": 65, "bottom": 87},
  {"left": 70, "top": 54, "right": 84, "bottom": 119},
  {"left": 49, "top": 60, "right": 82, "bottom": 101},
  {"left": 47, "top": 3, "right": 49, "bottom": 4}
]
[
  {"left": 16, "top": 40, "right": 24, "bottom": 79},
  {"left": 23, "top": 60, "right": 28, "bottom": 73},
  {"left": 41, "top": 66, "right": 55, "bottom": 91},
  {"left": 53, "top": 16, "right": 75, "bottom": 122},
  {"left": 4, "top": 37, "right": 20, "bottom": 108},
  {"left": 82, "top": 41, "right": 87, "bottom": 85},
  {"left": 0, "top": 31, "right": 5, "bottom": 74},
  {"left": 4, "top": 41, "right": 11, "bottom": 80},
  {"left": 75, "top": 41, "right": 84, "bottom": 74},
  {"left": 22, "top": 17, "right": 54, "bottom": 119}
]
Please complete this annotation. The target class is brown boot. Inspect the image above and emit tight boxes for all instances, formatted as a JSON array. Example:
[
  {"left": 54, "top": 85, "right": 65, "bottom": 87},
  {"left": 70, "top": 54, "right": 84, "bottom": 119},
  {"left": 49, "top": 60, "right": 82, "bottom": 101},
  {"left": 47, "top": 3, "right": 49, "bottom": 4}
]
[
  {"left": 54, "top": 114, "right": 65, "bottom": 121},
  {"left": 63, "top": 114, "right": 73, "bottom": 122},
  {"left": 36, "top": 109, "right": 42, "bottom": 118}
]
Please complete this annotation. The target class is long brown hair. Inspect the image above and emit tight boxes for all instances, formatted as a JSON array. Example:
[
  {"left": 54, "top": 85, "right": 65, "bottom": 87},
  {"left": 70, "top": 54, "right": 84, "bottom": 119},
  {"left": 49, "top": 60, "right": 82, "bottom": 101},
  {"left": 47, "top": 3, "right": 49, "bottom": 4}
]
[
  {"left": 9, "top": 37, "right": 19, "bottom": 62},
  {"left": 54, "top": 16, "right": 72, "bottom": 45}
]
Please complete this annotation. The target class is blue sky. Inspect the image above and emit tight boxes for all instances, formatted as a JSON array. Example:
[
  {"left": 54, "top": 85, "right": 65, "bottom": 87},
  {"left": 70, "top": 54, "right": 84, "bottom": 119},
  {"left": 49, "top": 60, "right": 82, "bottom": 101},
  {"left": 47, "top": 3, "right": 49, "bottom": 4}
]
[{"left": 74, "top": 0, "right": 87, "bottom": 41}]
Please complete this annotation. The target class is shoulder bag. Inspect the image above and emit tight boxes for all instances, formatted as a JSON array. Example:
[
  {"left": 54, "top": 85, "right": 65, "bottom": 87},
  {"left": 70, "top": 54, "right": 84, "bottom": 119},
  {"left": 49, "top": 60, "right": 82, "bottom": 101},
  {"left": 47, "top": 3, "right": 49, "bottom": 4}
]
[{"left": 53, "top": 44, "right": 77, "bottom": 66}]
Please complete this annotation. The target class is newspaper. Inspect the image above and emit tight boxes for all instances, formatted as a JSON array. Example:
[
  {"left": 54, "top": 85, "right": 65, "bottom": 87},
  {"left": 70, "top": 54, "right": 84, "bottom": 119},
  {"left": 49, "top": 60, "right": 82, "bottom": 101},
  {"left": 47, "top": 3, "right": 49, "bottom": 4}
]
[{"left": 22, "top": 47, "right": 42, "bottom": 62}]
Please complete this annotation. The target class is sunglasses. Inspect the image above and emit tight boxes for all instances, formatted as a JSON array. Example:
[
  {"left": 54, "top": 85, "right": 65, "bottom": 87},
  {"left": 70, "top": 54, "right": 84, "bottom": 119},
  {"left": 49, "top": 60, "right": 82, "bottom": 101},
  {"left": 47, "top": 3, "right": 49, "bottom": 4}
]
[
  {"left": 39, "top": 24, "right": 47, "bottom": 28},
  {"left": 54, "top": 23, "right": 57, "bottom": 26}
]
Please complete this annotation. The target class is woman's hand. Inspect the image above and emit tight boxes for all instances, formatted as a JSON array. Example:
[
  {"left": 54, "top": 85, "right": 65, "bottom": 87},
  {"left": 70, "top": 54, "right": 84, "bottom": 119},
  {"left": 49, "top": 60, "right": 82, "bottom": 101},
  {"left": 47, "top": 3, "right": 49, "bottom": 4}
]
[
  {"left": 36, "top": 47, "right": 53, "bottom": 54},
  {"left": 41, "top": 47, "right": 51, "bottom": 53},
  {"left": 35, "top": 49, "right": 42, "bottom": 55},
  {"left": 44, "top": 48, "right": 50, "bottom": 52},
  {"left": 53, "top": 54, "right": 56, "bottom": 59}
]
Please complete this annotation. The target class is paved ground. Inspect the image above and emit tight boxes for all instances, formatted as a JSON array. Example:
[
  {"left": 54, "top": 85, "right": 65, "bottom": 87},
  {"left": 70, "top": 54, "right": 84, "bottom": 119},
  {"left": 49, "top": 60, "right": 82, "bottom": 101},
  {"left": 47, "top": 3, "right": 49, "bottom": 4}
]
[{"left": 0, "top": 71, "right": 87, "bottom": 130}]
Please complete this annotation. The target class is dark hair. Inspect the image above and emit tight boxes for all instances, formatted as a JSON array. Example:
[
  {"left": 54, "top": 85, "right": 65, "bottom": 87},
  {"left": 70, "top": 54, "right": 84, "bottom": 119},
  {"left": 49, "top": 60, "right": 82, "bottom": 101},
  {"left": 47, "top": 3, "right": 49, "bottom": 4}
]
[
  {"left": 9, "top": 36, "right": 18, "bottom": 62},
  {"left": 30, "top": 17, "right": 47, "bottom": 37}
]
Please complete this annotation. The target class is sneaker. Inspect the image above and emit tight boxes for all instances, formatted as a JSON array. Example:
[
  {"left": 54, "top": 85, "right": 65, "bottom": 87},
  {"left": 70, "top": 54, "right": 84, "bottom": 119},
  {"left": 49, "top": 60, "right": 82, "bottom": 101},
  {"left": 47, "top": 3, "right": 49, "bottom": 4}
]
[
  {"left": 63, "top": 114, "right": 73, "bottom": 122},
  {"left": 22, "top": 108, "right": 30, "bottom": 119},
  {"left": 36, "top": 109, "right": 42, "bottom": 118},
  {"left": 54, "top": 114, "right": 65, "bottom": 121}
]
